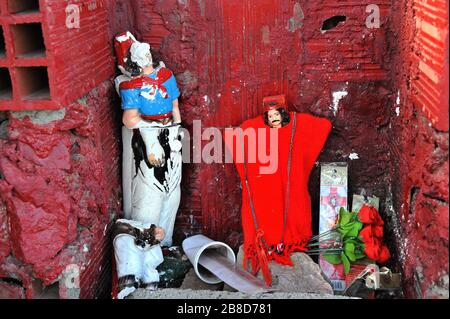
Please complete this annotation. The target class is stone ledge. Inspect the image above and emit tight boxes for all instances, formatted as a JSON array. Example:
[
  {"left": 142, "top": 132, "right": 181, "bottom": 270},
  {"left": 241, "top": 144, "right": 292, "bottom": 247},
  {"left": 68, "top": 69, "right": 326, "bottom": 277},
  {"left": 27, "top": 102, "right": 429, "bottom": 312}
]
[{"left": 128, "top": 288, "right": 355, "bottom": 299}]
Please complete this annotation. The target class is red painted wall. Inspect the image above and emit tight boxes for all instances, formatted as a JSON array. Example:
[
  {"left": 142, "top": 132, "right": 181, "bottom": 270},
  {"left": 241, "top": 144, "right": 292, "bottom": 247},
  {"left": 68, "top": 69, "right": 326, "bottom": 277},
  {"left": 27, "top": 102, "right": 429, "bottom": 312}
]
[
  {"left": 0, "top": 81, "right": 123, "bottom": 298},
  {"left": 135, "top": 0, "right": 395, "bottom": 247},
  {"left": 0, "top": 0, "right": 133, "bottom": 298},
  {"left": 388, "top": 0, "right": 449, "bottom": 298},
  {"left": 133, "top": 0, "right": 448, "bottom": 298}
]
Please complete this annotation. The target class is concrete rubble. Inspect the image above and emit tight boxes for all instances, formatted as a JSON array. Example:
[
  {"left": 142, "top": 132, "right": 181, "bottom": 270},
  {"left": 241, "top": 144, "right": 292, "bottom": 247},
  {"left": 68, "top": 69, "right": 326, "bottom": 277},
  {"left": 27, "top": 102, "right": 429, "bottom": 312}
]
[
  {"left": 128, "top": 288, "right": 354, "bottom": 299},
  {"left": 236, "top": 246, "right": 334, "bottom": 295},
  {"left": 137, "top": 245, "right": 337, "bottom": 299}
]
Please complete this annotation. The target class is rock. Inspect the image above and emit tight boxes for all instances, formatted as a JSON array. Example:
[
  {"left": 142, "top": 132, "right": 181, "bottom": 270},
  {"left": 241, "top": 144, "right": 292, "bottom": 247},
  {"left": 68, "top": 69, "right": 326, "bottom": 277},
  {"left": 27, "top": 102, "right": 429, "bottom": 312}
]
[
  {"left": 237, "top": 245, "right": 333, "bottom": 295},
  {"left": 180, "top": 269, "right": 223, "bottom": 291}
]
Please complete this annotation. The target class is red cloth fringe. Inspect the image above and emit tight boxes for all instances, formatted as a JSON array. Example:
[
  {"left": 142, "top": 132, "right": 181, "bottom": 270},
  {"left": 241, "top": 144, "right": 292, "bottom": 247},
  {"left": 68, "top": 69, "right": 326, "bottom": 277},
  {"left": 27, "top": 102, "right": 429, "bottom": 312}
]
[
  {"left": 243, "top": 239, "right": 309, "bottom": 287},
  {"left": 255, "top": 230, "right": 272, "bottom": 286}
]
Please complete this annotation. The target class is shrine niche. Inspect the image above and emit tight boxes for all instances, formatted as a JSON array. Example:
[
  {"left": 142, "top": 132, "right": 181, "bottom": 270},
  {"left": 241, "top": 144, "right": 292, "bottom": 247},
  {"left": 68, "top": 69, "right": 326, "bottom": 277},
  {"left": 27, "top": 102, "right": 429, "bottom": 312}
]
[{"left": 0, "top": 0, "right": 447, "bottom": 300}]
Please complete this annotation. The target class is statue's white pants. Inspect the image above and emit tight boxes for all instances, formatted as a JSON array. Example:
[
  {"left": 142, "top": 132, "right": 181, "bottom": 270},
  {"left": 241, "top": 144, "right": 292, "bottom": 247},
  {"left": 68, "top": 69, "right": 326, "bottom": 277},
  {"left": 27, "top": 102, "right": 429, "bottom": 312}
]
[
  {"left": 123, "top": 126, "right": 182, "bottom": 248},
  {"left": 131, "top": 173, "right": 181, "bottom": 247},
  {"left": 113, "top": 234, "right": 164, "bottom": 284}
]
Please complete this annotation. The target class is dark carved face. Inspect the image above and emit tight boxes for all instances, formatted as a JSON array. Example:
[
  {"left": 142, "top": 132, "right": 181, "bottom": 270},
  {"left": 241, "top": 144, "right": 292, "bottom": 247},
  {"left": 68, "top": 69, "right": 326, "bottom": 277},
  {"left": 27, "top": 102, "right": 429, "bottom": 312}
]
[
  {"left": 264, "top": 108, "right": 291, "bottom": 128},
  {"left": 267, "top": 109, "right": 282, "bottom": 128}
]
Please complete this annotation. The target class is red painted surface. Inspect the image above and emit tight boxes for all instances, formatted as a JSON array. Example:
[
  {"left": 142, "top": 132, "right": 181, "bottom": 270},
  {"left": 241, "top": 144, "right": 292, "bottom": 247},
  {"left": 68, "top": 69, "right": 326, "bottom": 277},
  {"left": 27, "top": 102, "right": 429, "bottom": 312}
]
[
  {"left": 134, "top": 0, "right": 448, "bottom": 297},
  {"left": 137, "top": 0, "right": 395, "bottom": 247},
  {"left": 389, "top": 0, "right": 449, "bottom": 298},
  {"left": 0, "top": 0, "right": 448, "bottom": 298},
  {"left": 410, "top": 0, "right": 449, "bottom": 131},
  {"left": 0, "top": 281, "right": 24, "bottom": 299},
  {"left": 0, "top": 0, "right": 134, "bottom": 298},
  {"left": 0, "top": 200, "right": 10, "bottom": 264},
  {"left": 0, "top": 0, "right": 115, "bottom": 111},
  {"left": 0, "top": 80, "right": 122, "bottom": 297}
]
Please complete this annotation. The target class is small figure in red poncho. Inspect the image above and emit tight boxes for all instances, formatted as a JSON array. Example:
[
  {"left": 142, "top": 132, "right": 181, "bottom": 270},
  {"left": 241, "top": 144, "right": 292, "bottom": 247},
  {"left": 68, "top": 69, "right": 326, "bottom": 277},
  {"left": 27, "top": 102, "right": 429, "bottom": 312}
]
[{"left": 230, "top": 95, "right": 332, "bottom": 286}]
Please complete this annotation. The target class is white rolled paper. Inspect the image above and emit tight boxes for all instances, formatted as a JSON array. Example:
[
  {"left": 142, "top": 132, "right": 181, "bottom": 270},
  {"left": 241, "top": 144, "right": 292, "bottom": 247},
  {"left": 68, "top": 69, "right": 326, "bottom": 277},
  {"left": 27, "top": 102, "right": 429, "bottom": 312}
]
[
  {"left": 182, "top": 234, "right": 235, "bottom": 284},
  {"left": 182, "top": 235, "right": 272, "bottom": 295}
]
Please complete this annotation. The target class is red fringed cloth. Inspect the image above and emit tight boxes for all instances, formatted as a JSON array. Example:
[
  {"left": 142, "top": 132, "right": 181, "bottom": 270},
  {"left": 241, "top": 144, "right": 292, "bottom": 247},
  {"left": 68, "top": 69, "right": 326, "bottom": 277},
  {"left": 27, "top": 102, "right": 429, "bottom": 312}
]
[{"left": 228, "top": 112, "right": 332, "bottom": 286}]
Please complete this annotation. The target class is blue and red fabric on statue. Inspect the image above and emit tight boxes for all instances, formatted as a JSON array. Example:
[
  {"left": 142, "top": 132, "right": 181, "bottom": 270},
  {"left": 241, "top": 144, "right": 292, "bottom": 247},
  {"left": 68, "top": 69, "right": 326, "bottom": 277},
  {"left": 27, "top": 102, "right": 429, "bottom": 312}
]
[
  {"left": 228, "top": 112, "right": 332, "bottom": 285},
  {"left": 119, "top": 68, "right": 180, "bottom": 118}
]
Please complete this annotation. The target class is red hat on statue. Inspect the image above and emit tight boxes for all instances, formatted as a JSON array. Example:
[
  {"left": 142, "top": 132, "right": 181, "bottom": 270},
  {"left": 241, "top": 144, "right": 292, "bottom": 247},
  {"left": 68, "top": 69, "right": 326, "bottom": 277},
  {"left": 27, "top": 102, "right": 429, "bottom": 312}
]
[
  {"left": 263, "top": 95, "right": 287, "bottom": 113},
  {"left": 114, "top": 31, "right": 137, "bottom": 68}
]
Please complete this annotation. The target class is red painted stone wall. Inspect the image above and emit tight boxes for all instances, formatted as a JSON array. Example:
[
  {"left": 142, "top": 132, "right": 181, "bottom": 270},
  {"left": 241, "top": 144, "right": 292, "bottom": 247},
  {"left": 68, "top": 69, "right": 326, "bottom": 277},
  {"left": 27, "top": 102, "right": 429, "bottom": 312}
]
[
  {"left": 0, "top": 81, "right": 122, "bottom": 298},
  {"left": 388, "top": 0, "right": 449, "bottom": 298},
  {"left": 0, "top": 0, "right": 134, "bottom": 298},
  {"left": 133, "top": 0, "right": 448, "bottom": 298},
  {"left": 133, "top": 0, "right": 395, "bottom": 248}
]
